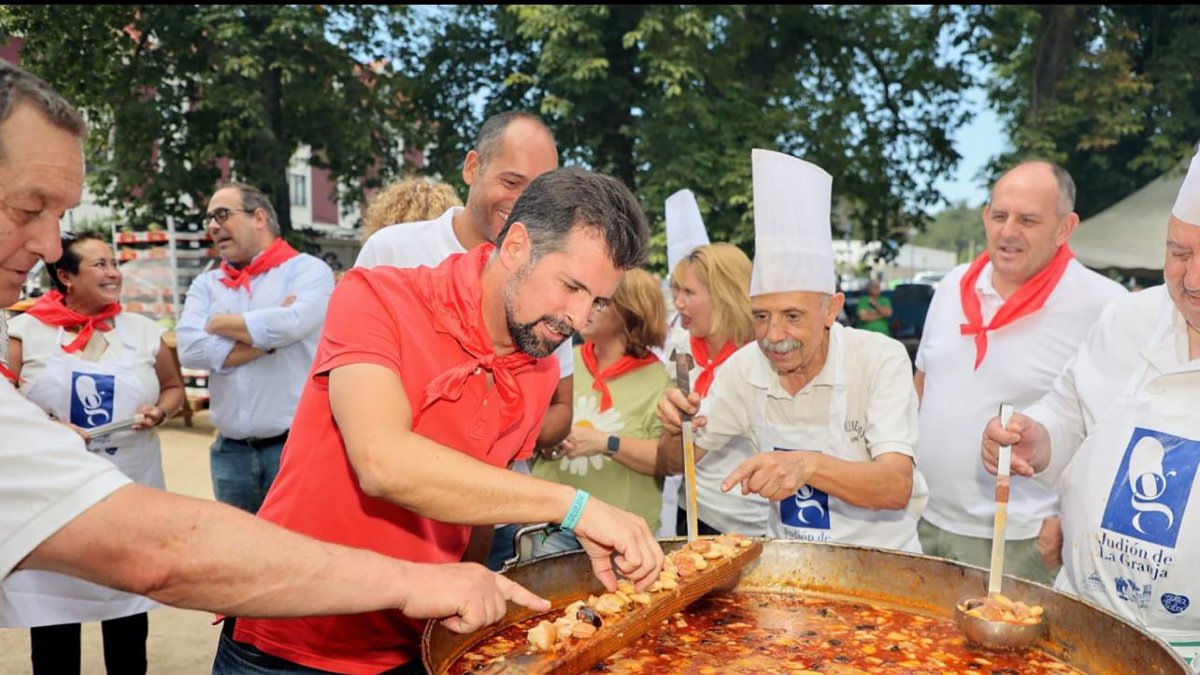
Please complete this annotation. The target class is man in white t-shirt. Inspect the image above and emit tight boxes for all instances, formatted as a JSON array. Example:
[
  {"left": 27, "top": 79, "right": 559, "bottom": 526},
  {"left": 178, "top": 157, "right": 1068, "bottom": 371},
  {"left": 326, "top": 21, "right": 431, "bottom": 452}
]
[
  {"left": 658, "top": 150, "right": 925, "bottom": 551},
  {"left": 0, "top": 59, "right": 546, "bottom": 631},
  {"left": 915, "top": 160, "right": 1125, "bottom": 583},
  {"left": 356, "top": 112, "right": 569, "bottom": 569}
]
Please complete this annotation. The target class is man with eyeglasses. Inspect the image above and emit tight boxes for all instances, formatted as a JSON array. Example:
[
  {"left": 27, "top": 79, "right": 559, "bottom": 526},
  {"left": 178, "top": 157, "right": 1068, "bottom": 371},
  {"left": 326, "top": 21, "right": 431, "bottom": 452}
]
[{"left": 176, "top": 183, "right": 334, "bottom": 514}]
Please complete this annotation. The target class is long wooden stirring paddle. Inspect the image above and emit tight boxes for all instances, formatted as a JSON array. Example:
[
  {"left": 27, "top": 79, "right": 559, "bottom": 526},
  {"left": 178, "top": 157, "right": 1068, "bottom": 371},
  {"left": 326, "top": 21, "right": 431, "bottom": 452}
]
[{"left": 988, "top": 402, "right": 1015, "bottom": 596}]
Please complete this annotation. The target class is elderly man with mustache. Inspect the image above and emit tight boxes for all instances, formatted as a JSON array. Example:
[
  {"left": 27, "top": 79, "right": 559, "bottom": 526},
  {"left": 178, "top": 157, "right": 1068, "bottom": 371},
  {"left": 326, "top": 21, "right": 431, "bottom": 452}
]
[{"left": 657, "top": 149, "right": 927, "bottom": 552}]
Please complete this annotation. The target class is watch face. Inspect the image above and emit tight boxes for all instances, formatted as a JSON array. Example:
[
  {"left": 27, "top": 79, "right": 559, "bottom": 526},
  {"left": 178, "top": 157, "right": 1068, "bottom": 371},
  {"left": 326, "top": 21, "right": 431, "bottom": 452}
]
[{"left": 607, "top": 435, "right": 620, "bottom": 455}]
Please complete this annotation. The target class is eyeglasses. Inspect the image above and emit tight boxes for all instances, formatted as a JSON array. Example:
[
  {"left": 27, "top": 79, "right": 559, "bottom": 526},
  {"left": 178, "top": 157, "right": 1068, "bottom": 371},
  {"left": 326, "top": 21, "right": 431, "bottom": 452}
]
[{"left": 202, "top": 207, "right": 257, "bottom": 226}]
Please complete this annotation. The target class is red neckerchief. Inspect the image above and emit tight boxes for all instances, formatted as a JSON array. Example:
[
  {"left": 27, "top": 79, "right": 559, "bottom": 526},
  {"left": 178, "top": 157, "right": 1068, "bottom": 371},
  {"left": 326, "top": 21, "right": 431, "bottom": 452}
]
[
  {"left": 25, "top": 290, "right": 122, "bottom": 354},
  {"left": 0, "top": 361, "right": 16, "bottom": 385},
  {"left": 218, "top": 237, "right": 299, "bottom": 294},
  {"left": 690, "top": 335, "right": 739, "bottom": 398},
  {"left": 959, "top": 245, "right": 1074, "bottom": 370},
  {"left": 412, "top": 244, "right": 536, "bottom": 432},
  {"left": 581, "top": 342, "right": 659, "bottom": 411}
]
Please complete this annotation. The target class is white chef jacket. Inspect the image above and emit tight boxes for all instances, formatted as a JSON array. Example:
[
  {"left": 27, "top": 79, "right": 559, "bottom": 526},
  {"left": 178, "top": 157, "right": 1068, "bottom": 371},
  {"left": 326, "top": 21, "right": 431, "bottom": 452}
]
[
  {"left": 176, "top": 251, "right": 333, "bottom": 440},
  {"left": 697, "top": 323, "right": 925, "bottom": 550},
  {"left": 916, "top": 259, "right": 1125, "bottom": 539},
  {"left": 1025, "top": 285, "right": 1200, "bottom": 664}
]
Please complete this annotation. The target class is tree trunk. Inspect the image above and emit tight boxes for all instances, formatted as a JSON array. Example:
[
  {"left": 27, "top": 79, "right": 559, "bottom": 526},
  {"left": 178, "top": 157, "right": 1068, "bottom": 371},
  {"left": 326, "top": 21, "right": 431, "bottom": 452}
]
[
  {"left": 1028, "top": 6, "right": 1085, "bottom": 126},
  {"left": 262, "top": 63, "right": 291, "bottom": 236},
  {"left": 599, "top": 6, "right": 643, "bottom": 188}
]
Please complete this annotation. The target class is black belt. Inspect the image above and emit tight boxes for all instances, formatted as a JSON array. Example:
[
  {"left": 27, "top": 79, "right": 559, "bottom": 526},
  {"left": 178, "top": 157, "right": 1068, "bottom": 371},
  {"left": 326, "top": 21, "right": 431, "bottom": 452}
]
[{"left": 224, "top": 431, "right": 289, "bottom": 449}]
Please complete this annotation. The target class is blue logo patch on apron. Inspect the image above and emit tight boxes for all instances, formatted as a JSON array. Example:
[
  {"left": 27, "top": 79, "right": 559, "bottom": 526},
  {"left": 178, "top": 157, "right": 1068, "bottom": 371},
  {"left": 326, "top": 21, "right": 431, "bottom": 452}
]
[
  {"left": 780, "top": 484, "right": 831, "bottom": 530},
  {"left": 1101, "top": 427, "right": 1200, "bottom": 549},
  {"left": 69, "top": 372, "right": 115, "bottom": 429},
  {"left": 1161, "top": 593, "right": 1190, "bottom": 615}
]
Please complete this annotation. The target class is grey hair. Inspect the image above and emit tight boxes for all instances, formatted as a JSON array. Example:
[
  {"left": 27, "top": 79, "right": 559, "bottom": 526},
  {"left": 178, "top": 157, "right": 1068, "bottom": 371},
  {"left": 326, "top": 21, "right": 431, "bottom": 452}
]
[
  {"left": 0, "top": 61, "right": 86, "bottom": 160},
  {"left": 494, "top": 167, "right": 649, "bottom": 270},
  {"left": 475, "top": 111, "right": 553, "bottom": 168},
  {"left": 214, "top": 181, "right": 281, "bottom": 236},
  {"left": 997, "top": 159, "right": 1077, "bottom": 216}
]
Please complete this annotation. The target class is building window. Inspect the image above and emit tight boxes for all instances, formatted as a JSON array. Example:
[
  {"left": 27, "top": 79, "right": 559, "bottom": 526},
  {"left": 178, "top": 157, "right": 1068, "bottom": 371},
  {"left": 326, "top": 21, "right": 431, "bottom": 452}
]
[{"left": 289, "top": 173, "right": 308, "bottom": 207}]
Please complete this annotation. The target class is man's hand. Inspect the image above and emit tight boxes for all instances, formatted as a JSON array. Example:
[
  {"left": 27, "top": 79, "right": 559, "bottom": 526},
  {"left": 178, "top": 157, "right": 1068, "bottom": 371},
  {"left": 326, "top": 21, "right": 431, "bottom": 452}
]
[
  {"left": 572, "top": 498, "right": 664, "bottom": 593},
  {"left": 981, "top": 412, "right": 1050, "bottom": 478},
  {"left": 1037, "top": 516, "right": 1064, "bottom": 570},
  {"left": 397, "top": 561, "right": 550, "bottom": 634},
  {"left": 655, "top": 388, "right": 706, "bottom": 435},
  {"left": 722, "top": 451, "right": 818, "bottom": 501}
]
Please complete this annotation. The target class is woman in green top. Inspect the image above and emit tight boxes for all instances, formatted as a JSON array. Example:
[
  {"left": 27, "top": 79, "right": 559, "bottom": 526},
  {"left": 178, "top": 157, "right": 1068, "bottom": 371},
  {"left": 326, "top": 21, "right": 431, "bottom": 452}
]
[
  {"left": 532, "top": 269, "right": 671, "bottom": 556},
  {"left": 857, "top": 279, "right": 893, "bottom": 335}
]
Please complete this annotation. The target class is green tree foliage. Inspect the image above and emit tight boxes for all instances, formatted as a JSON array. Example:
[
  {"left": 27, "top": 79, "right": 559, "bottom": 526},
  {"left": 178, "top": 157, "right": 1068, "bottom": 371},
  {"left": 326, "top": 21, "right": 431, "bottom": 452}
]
[
  {"left": 913, "top": 201, "right": 983, "bottom": 263},
  {"left": 975, "top": 5, "right": 1200, "bottom": 218},
  {"left": 407, "top": 5, "right": 977, "bottom": 270},
  {"left": 0, "top": 5, "right": 413, "bottom": 238}
]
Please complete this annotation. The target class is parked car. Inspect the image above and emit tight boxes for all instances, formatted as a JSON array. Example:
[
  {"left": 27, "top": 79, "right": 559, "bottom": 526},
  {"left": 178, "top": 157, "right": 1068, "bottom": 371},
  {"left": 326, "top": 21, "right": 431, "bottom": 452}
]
[{"left": 911, "top": 270, "right": 950, "bottom": 288}]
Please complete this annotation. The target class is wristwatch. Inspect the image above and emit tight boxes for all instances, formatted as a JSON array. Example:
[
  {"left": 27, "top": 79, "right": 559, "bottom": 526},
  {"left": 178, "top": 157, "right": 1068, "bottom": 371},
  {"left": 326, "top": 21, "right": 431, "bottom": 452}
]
[{"left": 605, "top": 435, "right": 621, "bottom": 457}]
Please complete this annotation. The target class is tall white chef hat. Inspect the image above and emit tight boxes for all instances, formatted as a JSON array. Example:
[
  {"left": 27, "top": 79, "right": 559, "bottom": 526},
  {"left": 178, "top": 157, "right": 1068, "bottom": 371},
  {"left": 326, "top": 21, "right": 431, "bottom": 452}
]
[
  {"left": 665, "top": 189, "right": 711, "bottom": 272},
  {"left": 749, "top": 148, "right": 835, "bottom": 296},
  {"left": 1172, "top": 145, "right": 1200, "bottom": 226}
]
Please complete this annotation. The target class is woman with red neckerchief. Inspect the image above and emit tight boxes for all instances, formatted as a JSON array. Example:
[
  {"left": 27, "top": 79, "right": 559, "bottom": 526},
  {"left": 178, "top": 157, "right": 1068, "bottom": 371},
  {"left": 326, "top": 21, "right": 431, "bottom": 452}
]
[
  {"left": 531, "top": 269, "right": 673, "bottom": 555},
  {"left": 0, "top": 232, "right": 183, "bottom": 674},
  {"left": 656, "top": 243, "right": 770, "bottom": 537}
]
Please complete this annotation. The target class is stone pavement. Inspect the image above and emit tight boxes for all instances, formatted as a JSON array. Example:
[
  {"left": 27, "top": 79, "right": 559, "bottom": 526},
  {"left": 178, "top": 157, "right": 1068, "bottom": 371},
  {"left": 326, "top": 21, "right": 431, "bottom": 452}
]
[{"left": 0, "top": 413, "right": 222, "bottom": 674}]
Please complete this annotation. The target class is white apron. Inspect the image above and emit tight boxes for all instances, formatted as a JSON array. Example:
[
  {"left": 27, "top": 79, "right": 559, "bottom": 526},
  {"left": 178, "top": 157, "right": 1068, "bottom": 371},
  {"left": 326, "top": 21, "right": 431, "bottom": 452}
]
[
  {"left": 0, "top": 320, "right": 162, "bottom": 627},
  {"left": 1056, "top": 307, "right": 1200, "bottom": 667},
  {"left": 754, "top": 323, "right": 924, "bottom": 552}
]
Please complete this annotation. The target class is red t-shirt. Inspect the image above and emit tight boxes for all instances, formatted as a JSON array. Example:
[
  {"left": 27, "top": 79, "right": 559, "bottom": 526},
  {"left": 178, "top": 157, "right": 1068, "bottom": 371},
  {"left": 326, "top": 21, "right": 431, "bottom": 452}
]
[{"left": 233, "top": 247, "right": 559, "bottom": 674}]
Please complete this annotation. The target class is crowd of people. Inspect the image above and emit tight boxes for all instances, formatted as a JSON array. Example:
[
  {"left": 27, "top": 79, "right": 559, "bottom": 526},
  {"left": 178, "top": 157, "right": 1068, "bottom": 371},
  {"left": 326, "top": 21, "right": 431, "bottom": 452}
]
[{"left": 2, "top": 57, "right": 1200, "bottom": 674}]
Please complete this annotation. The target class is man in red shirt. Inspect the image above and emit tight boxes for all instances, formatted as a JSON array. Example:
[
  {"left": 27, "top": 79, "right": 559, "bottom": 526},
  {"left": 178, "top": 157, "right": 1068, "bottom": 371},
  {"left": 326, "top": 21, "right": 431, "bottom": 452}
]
[{"left": 214, "top": 167, "right": 664, "bottom": 674}]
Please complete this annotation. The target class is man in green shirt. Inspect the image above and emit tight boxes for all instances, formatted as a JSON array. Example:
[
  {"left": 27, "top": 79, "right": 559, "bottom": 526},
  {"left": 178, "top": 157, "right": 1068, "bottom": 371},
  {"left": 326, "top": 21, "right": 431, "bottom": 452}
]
[{"left": 857, "top": 280, "right": 893, "bottom": 335}]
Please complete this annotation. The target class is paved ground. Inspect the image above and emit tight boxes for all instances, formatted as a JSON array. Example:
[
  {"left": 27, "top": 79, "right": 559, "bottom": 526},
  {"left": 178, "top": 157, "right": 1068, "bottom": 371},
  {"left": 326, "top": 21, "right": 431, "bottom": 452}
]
[{"left": 0, "top": 413, "right": 223, "bottom": 674}]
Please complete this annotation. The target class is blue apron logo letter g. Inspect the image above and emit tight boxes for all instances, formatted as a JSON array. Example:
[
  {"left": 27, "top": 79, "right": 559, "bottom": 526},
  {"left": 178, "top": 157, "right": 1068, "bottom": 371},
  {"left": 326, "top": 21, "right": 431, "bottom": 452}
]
[
  {"left": 781, "top": 484, "right": 831, "bottom": 530},
  {"left": 1101, "top": 428, "right": 1200, "bottom": 549},
  {"left": 70, "top": 372, "right": 115, "bottom": 429}
]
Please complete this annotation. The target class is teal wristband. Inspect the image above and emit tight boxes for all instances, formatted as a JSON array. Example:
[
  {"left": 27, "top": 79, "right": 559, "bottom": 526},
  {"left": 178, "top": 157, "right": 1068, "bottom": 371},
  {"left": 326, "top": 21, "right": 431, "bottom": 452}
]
[{"left": 560, "top": 489, "right": 590, "bottom": 531}]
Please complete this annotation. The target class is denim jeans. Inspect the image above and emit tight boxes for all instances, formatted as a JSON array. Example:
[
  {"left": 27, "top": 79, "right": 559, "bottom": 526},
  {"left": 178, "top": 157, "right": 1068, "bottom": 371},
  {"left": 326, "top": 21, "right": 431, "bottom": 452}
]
[
  {"left": 485, "top": 524, "right": 521, "bottom": 572},
  {"left": 528, "top": 529, "right": 581, "bottom": 559},
  {"left": 210, "top": 434, "right": 285, "bottom": 514},
  {"left": 212, "top": 629, "right": 427, "bottom": 674}
]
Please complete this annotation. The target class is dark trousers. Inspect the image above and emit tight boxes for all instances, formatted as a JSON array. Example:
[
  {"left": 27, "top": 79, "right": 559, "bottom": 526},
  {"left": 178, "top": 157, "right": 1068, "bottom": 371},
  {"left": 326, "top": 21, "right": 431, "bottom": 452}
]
[
  {"left": 213, "top": 619, "right": 427, "bottom": 674},
  {"left": 30, "top": 612, "right": 148, "bottom": 675},
  {"left": 676, "top": 507, "right": 723, "bottom": 537}
]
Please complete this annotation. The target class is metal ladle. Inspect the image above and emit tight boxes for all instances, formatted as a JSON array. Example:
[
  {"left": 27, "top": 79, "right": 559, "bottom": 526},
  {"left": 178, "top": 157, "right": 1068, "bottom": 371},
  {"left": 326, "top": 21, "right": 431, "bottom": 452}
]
[{"left": 955, "top": 403, "right": 1046, "bottom": 650}]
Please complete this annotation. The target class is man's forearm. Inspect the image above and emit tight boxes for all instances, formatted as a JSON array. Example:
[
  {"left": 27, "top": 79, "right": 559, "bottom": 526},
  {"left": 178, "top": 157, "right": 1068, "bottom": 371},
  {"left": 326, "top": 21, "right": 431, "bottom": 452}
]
[
  {"left": 358, "top": 433, "right": 577, "bottom": 526},
  {"left": 207, "top": 314, "right": 254, "bottom": 345},
  {"left": 222, "top": 342, "right": 266, "bottom": 368},
  {"left": 23, "top": 485, "right": 425, "bottom": 618},
  {"left": 536, "top": 401, "right": 571, "bottom": 449},
  {"left": 806, "top": 452, "right": 913, "bottom": 511}
]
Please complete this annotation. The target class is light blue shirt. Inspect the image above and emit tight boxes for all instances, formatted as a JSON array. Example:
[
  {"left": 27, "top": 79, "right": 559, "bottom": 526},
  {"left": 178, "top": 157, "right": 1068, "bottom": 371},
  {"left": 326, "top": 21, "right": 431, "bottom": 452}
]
[{"left": 177, "top": 252, "right": 333, "bottom": 439}]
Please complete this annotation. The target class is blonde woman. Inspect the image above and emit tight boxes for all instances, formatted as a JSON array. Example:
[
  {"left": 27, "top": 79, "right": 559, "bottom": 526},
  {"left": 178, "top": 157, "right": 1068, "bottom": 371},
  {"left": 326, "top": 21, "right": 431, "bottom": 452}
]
[
  {"left": 658, "top": 243, "right": 769, "bottom": 537},
  {"left": 360, "top": 177, "right": 462, "bottom": 242},
  {"left": 532, "top": 269, "right": 672, "bottom": 555}
]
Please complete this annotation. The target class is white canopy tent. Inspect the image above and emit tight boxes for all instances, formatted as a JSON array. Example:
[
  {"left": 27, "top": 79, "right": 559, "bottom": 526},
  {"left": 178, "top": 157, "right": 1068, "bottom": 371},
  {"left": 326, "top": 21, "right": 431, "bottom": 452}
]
[{"left": 1073, "top": 160, "right": 1187, "bottom": 274}]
